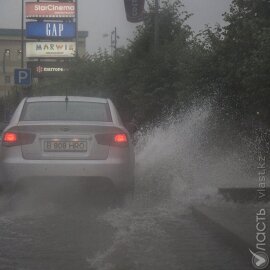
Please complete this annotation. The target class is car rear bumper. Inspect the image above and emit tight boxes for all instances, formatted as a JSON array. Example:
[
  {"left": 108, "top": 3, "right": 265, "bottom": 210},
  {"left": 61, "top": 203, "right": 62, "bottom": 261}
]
[{"left": 0, "top": 158, "right": 134, "bottom": 191}]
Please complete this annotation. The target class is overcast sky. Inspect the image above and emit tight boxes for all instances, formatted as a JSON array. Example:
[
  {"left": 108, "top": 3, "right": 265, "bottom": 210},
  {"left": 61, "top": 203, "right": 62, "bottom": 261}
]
[{"left": 0, "top": 0, "right": 232, "bottom": 53}]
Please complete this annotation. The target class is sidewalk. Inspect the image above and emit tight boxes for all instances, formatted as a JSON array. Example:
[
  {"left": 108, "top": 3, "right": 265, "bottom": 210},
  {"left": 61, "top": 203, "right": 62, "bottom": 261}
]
[{"left": 192, "top": 204, "right": 270, "bottom": 252}]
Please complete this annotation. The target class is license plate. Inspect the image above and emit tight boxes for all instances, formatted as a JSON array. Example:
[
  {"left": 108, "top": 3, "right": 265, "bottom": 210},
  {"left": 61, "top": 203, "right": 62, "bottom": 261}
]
[{"left": 44, "top": 140, "right": 87, "bottom": 152}]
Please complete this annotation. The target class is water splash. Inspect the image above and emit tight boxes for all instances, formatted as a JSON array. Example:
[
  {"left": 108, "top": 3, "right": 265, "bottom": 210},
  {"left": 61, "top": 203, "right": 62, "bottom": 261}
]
[
  {"left": 134, "top": 102, "right": 212, "bottom": 204},
  {"left": 88, "top": 102, "right": 238, "bottom": 270}
]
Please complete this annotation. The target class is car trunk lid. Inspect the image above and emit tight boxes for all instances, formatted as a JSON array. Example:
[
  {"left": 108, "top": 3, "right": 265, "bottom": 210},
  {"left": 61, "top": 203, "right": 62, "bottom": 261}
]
[{"left": 16, "top": 122, "right": 121, "bottom": 160}]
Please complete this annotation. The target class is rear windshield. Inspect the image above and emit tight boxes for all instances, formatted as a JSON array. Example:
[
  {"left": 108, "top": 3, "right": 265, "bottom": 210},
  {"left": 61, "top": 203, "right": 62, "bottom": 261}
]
[{"left": 20, "top": 101, "right": 112, "bottom": 122}]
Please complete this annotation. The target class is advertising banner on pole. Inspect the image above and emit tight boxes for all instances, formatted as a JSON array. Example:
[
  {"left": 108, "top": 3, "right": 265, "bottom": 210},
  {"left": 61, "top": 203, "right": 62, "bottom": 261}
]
[
  {"left": 26, "top": 42, "right": 76, "bottom": 58},
  {"left": 27, "top": 61, "right": 70, "bottom": 77},
  {"left": 26, "top": 22, "right": 76, "bottom": 39},
  {"left": 25, "top": 2, "right": 76, "bottom": 19},
  {"left": 124, "top": 0, "right": 145, "bottom": 23}
]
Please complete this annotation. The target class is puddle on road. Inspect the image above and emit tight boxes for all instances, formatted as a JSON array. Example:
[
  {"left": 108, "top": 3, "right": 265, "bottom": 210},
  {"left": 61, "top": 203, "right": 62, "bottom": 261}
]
[
  {"left": 0, "top": 102, "right": 261, "bottom": 270},
  {"left": 88, "top": 103, "right": 254, "bottom": 270}
]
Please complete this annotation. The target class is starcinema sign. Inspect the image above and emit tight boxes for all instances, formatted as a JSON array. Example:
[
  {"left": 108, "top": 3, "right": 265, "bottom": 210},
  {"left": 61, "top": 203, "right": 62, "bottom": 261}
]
[
  {"left": 27, "top": 61, "right": 70, "bottom": 77},
  {"left": 26, "top": 42, "right": 76, "bottom": 58},
  {"left": 25, "top": 2, "right": 76, "bottom": 19}
]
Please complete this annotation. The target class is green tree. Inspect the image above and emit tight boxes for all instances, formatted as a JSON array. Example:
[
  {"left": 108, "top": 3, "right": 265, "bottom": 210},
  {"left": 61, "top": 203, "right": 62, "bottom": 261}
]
[
  {"left": 38, "top": 0, "right": 206, "bottom": 127},
  {"left": 204, "top": 0, "right": 270, "bottom": 126},
  {"left": 109, "top": 0, "right": 204, "bottom": 125}
]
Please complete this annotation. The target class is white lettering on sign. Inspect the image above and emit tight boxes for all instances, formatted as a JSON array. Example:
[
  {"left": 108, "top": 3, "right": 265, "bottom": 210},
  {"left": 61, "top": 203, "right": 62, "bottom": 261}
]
[
  {"left": 44, "top": 67, "right": 65, "bottom": 72},
  {"left": 18, "top": 71, "right": 28, "bottom": 83},
  {"left": 35, "top": 66, "right": 68, "bottom": 74},
  {"left": 34, "top": 5, "right": 75, "bottom": 12},
  {"left": 46, "top": 23, "right": 64, "bottom": 37}
]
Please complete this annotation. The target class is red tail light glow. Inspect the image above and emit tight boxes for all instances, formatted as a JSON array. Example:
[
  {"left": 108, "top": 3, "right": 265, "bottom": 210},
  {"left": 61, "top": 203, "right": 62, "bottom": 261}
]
[
  {"left": 95, "top": 133, "right": 128, "bottom": 147},
  {"left": 114, "top": 134, "right": 128, "bottom": 143},
  {"left": 2, "top": 131, "right": 36, "bottom": 147},
  {"left": 3, "top": 132, "right": 18, "bottom": 143}
]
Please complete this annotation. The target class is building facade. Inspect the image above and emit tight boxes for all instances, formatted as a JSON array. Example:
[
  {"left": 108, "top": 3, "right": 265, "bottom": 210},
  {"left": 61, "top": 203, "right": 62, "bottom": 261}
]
[{"left": 0, "top": 28, "right": 88, "bottom": 97}]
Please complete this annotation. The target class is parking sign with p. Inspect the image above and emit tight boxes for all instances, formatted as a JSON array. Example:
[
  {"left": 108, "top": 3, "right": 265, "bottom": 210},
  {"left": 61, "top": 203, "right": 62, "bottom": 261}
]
[{"left": 14, "top": 68, "right": 32, "bottom": 86}]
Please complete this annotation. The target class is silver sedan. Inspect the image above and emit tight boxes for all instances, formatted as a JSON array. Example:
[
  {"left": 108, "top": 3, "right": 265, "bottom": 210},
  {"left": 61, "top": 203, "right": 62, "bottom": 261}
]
[{"left": 0, "top": 96, "right": 135, "bottom": 199}]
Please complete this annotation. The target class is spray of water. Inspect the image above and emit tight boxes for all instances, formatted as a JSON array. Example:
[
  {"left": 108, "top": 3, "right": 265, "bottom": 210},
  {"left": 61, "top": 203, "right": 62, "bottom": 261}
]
[
  {"left": 132, "top": 105, "right": 207, "bottom": 207},
  {"left": 88, "top": 101, "right": 251, "bottom": 270},
  {"left": 1, "top": 99, "right": 268, "bottom": 270}
]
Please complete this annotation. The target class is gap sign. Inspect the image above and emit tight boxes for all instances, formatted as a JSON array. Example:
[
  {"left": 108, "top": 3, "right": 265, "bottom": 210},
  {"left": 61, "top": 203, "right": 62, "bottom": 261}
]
[{"left": 26, "top": 22, "right": 76, "bottom": 39}]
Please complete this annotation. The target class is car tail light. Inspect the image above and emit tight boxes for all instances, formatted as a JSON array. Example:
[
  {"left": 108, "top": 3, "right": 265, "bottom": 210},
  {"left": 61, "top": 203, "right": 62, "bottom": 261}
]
[
  {"left": 2, "top": 131, "right": 36, "bottom": 147},
  {"left": 114, "top": 134, "right": 128, "bottom": 143},
  {"left": 95, "top": 133, "right": 128, "bottom": 147},
  {"left": 3, "top": 132, "right": 17, "bottom": 144}
]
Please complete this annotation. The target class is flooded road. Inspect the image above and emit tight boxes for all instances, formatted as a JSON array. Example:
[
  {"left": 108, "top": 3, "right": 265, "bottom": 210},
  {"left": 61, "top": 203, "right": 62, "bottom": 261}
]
[
  {"left": 0, "top": 190, "right": 253, "bottom": 270},
  {"left": 0, "top": 105, "right": 258, "bottom": 270},
  {"left": 0, "top": 202, "right": 113, "bottom": 269}
]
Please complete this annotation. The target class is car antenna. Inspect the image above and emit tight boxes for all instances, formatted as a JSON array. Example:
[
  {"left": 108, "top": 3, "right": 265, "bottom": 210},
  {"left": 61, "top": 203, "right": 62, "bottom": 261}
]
[{"left": 65, "top": 89, "right": 69, "bottom": 112}]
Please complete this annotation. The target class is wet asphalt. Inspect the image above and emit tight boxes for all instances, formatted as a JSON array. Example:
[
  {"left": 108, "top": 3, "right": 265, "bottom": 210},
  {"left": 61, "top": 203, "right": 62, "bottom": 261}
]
[{"left": 0, "top": 179, "right": 254, "bottom": 270}]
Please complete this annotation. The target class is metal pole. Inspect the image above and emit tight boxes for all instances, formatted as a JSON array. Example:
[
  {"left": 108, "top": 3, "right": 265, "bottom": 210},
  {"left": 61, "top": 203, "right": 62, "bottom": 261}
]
[
  {"left": 3, "top": 53, "right": 6, "bottom": 74},
  {"left": 114, "top": 27, "right": 117, "bottom": 51},
  {"left": 75, "top": 0, "right": 79, "bottom": 57},
  {"left": 154, "top": 0, "right": 159, "bottom": 50},
  {"left": 21, "top": 0, "right": 24, "bottom": 68},
  {"left": 111, "top": 31, "right": 113, "bottom": 55}
]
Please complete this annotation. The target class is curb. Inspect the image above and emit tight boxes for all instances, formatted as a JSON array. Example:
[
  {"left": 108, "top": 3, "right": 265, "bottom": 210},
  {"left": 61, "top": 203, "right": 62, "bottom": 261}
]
[
  {"left": 191, "top": 205, "right": 254, "bottom": 263},
  {"left": 218, "top": 188, "right": 270, "bottom": 203}
]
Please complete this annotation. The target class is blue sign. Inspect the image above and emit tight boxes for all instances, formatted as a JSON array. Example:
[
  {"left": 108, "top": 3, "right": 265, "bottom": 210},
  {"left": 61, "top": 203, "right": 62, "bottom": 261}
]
[
  {"left": 26, "top": 22, "right": 76, "bottom": 39},
  {"left": 14, "top": 69, "right": 32, "bottom": 86}
]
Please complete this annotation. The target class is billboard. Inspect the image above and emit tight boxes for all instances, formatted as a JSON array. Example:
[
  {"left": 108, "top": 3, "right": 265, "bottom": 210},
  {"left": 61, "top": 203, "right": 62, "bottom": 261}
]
[
  {"left": 124, "top": 0, "right": 145, "bottom": 23},
  {"left": 26, "top": 42, "right": 76, "bottom": 58},
  {"left": 25, "top": 2, "right": 76, "bottom": 19},
  {"left": 27, "top": 61, "right": 70, "bottom": 77},
  {"left": 26, "top": 22, "right": 76, "bottom": 39}
]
